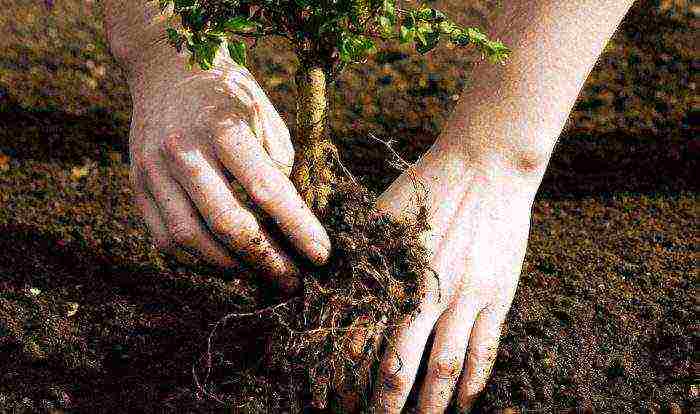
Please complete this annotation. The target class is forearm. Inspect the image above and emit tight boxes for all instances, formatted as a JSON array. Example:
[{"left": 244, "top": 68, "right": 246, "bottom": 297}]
[
  {"left": 377, "top": 0, "right": 634, "bottom": 225},
  {"left": 438, "top": 0, "right": 635, "bottom": 185}
]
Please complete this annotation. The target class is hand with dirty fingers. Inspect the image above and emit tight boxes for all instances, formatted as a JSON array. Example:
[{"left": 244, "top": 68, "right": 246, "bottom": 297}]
[
  {"left": 103, "top": 0, "right": 331, "bottom": 293},
  {"left": 102, "top": 0, "right": 634, "bottom": 411},
  {"left": 340, "top": 0, "right": 635, "bottom": 411},
  {"left": 337, "top": 138, "right": 532, "bottom": 413}
]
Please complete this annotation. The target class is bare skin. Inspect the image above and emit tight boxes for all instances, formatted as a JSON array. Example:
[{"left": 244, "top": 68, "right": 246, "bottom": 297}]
[
  {"left": 102, "top": 0, "right": 635, "bottom": 411},
  {"left": 365, "top": 1, "right": 636, "bottom": 412},
  {"left": 103, "top": 0, "right": 331, "bottom": 293}
]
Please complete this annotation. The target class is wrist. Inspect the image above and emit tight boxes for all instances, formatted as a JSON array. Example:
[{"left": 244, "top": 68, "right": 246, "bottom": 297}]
[
  {"left": 376, "top": 137, "right": 537, "bottom": 227},
  {"left": 102, "top": 0, "right": 186, "bottom": 87},
  {"left": 418, "top": 136, "right": 542, "bottom": 211},
  {"left": 433, "top": 120, "right": 549, "bottom": 191}
]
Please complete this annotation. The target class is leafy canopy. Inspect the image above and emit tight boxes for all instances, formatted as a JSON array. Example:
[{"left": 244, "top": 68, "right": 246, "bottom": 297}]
[{"left": 158, "top": 0, "right": 510, "bottom": 74}]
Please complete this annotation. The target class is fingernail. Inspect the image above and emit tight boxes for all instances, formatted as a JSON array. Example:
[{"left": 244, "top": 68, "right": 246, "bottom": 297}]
[{"left": 313, "top": 239, "right": 331, "bottom": 265}]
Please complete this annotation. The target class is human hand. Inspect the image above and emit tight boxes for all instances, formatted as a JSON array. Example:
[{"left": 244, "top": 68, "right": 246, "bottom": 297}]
[
  {"left": 126, "top": 51, "right": 333, "bottom": 292},
  {"left": 344, "top": 142, "right": 537, "bottom": 412}
]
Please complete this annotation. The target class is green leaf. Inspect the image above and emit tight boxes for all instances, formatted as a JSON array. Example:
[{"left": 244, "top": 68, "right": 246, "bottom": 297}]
[
  {"left": 223, "top": 15, "right": 259, "bottom": 32},
  {"left": 415, "top": 6, "right": 445, "bottom": 22},
  {"left": 382, "top": 0, "right": 396, "bottom": 17},
  {"left": 414, "top": 22, "right": 439, "bottom": 54},
  {"left": 399, "top": 25, "right": 414, "bottom": 44},
  {"left": 227, "top": 39, "right": 247, "bottom": 66},
  {"left": 163, "top": 0, "right": 511, "bottom": 74},
  {"left": 438, "top": 20, "right": 457, "bottom": 35},
  {"left": 378, "top": 15, "right": 393, "bottom": 37},
  {"left": 449, "top": 29, "right": 469, "bottom": 46},
  {"left": 414, "top": 26, "right": 427, "bottom": 45},
  {"left": 166, "top": 27, "right": 180, "bottom": 43},
  {"left": 338, "top": 33, "right": 375, "bottom": 63}
]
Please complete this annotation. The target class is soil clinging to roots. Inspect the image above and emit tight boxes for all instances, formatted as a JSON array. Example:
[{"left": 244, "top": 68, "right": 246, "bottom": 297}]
[{"left": 181, "top": 177, "right": 434, "bottom": 412}]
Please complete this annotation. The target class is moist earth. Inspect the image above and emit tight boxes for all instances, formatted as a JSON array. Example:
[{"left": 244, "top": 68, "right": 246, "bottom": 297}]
[{"left": 0, "top": 0, "right": 697, "bottom": 413}]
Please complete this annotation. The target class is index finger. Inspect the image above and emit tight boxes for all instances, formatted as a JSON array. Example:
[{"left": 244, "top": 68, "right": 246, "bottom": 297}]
[
  {"left": 223, "top": 69, "right": 295, "bottom": 176},
  {"left": 213, "top": 117, "right": 331, "bottom": 266}
]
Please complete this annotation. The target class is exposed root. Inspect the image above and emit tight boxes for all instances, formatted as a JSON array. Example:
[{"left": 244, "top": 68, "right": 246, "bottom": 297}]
[{"left": 188, "top": 177, "right": 434, "bottom": 412}]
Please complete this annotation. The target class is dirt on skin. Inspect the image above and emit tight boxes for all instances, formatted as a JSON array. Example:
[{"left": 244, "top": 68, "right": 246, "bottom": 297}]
[
  {"left": 0, "top": 0, "right": 697, "bottom": 413},
  {"left": 169, "top": 177, "right": 436, "bottom": 413}
]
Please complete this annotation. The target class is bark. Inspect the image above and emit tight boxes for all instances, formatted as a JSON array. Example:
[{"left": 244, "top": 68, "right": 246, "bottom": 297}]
[{"left": 291, "top": 64, "right": 339, "bottom": 215}]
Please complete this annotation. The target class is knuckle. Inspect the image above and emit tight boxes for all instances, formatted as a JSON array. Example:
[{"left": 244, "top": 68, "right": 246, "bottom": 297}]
[
  {"left": 266, "top": 149, "right": 293, "bottom": 176},
  {"left": 209, "top": 208, "right": 250, "bottom": 239},
  {"left": 379, "top": 366, "right": 408, "bottom": 393},
  {"left": 162, "top": 133, "right": 184, "bottom": 159},
  {"left": 268, "top": 140, "right": 294, "bottom": 172},
  {"left": 257, "top": 177, "right": 287, "bottom": 206},
  {"left": 511, "top": 148, "right": 548, "bottom": 176},
  {"left": 432, "top": 356, "right": 462, "bottom": 380},
  {"left": 168, "top": 224, "right": 197, "bottom": 247}
]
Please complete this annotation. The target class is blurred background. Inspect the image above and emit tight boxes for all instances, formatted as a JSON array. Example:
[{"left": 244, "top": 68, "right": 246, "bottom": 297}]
[
  {"left": 0, "top": 0, "right": 695, "bottom": 195},
  {"left": 0, "top": 0, "right": 696, "bottom": 412}
]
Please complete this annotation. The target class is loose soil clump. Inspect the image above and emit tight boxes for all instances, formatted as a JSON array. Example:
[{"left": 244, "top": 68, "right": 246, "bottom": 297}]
[
  {"left": 181, "top": 177, "right": 435, "bottom": 412},
  {"left": 0, "top": 175, "right": 435, "bottom": 413}
]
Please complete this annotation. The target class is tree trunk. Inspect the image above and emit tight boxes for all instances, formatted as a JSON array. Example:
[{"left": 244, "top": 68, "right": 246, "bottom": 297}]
[{"left": 291, "top": 64, "right": 339, "bottom": 215}]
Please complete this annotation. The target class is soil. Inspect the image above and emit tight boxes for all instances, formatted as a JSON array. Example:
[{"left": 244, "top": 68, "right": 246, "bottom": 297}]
[{"left": 0, "top": 0, "right": 697, "bottom": 413}]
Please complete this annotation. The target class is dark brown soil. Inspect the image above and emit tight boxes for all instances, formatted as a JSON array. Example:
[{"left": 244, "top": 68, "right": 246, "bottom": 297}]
[
  {"left": 0, "top": 172, "right": 435, "bottom": 413},
  {"left": 166, "top": 177, "right": 435, "bottom": 413},
  {"left": 0, "top": 0, "right": 697, "bottom": 413}
]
